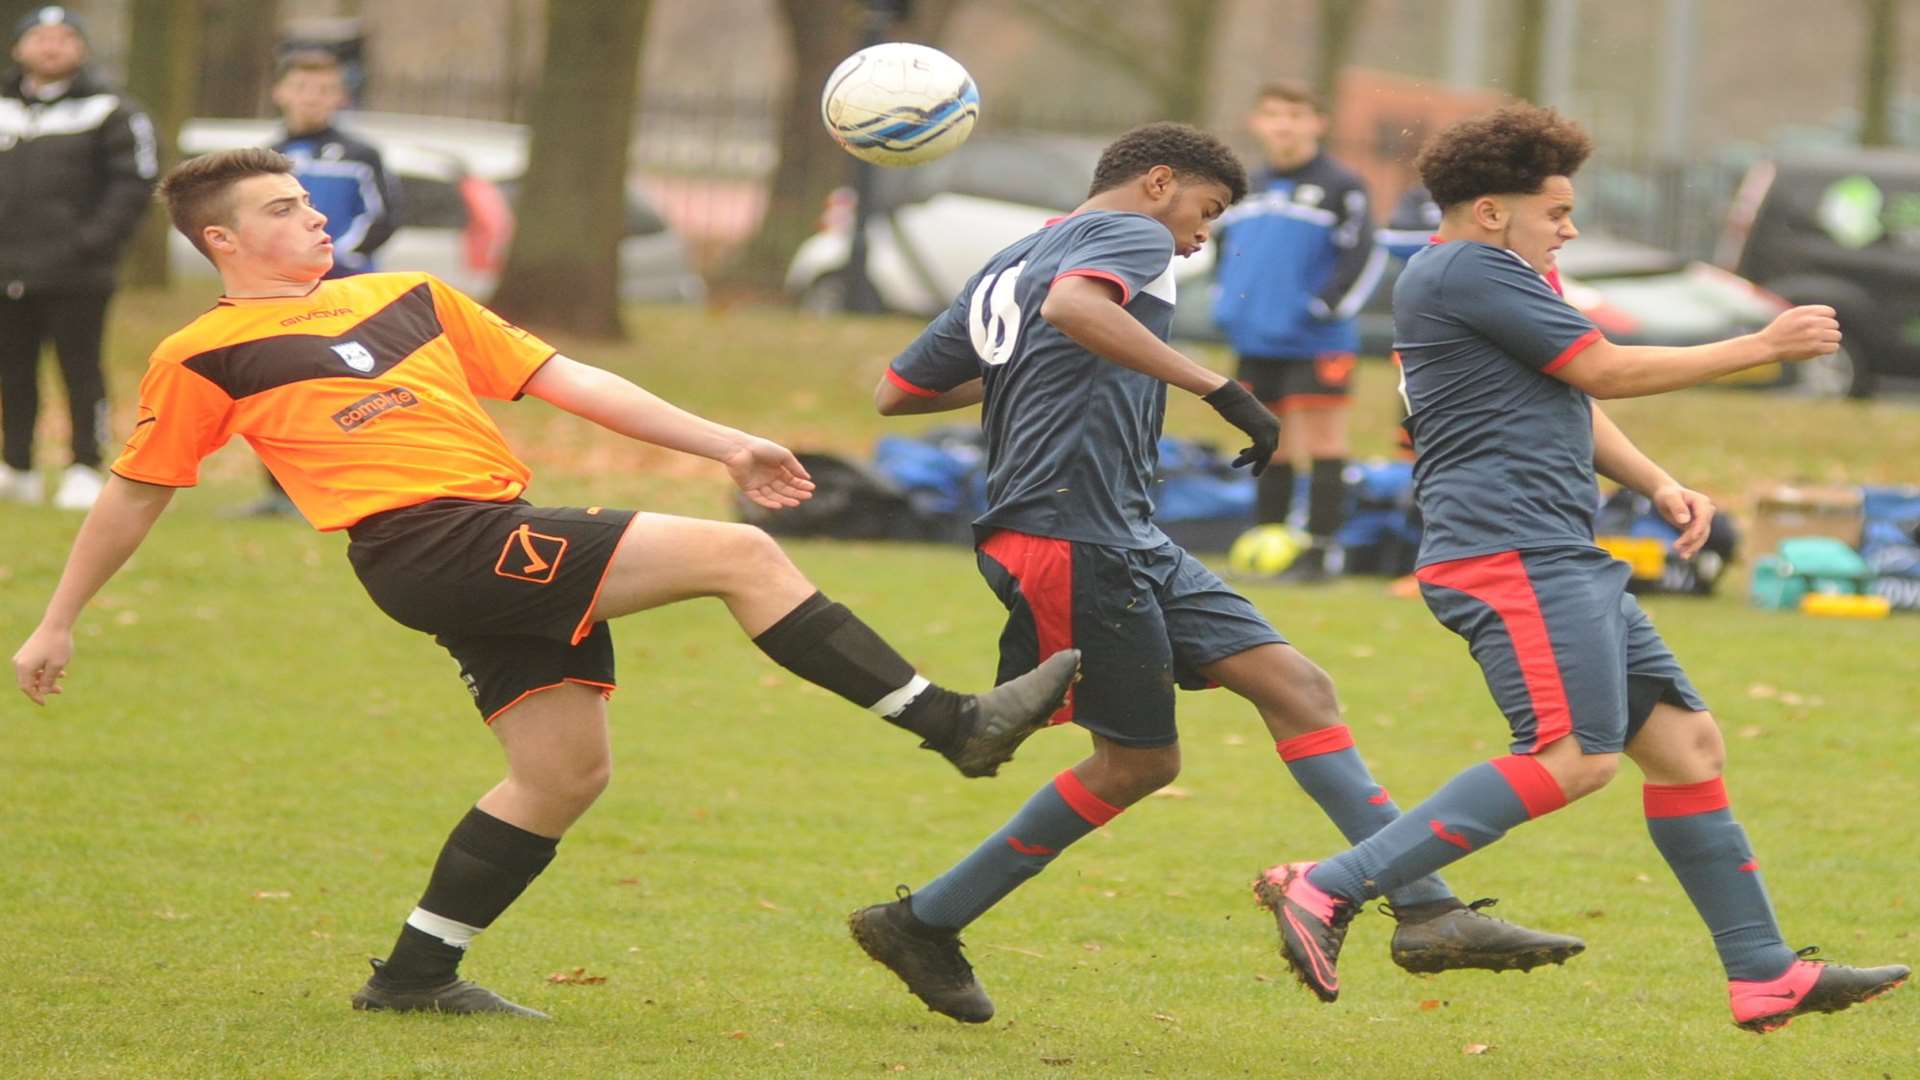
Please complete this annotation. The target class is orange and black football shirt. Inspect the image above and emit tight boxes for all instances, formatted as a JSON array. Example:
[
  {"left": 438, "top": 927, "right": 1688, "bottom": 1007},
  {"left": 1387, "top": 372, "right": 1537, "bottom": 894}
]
[{"left": 113, "top": 272, "right": 558, "bottom": 531}]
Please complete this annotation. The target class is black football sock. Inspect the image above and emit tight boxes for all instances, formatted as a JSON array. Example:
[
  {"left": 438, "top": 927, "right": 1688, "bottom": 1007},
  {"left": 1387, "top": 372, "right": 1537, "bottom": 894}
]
[
  {"left": 375, "top": 807, "right": 558, "bottom": 989},
  {"left": 1306, "top": 457, "right": 1348, "bottom": 541},
  {"left": 1256, "top": 462, "right": 1297, "bottom": 525},
  {"left": 751, "top": 591, "right": 963, "bottom": 747}
]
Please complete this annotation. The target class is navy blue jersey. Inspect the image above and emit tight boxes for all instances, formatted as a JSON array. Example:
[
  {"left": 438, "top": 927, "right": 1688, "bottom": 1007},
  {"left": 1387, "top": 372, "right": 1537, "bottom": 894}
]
[
  {"left": 888, "top": 211, "right": 1178, "bottom": 549},
  {"left": 273, "top": 124, "right": 398, "bottom": 278},
  {"left": 1393, "top": 241, "right": 1605, "bottom": 566},
  {"left": 1211, "top": 152, "right": 1385, "bottom": 358}
]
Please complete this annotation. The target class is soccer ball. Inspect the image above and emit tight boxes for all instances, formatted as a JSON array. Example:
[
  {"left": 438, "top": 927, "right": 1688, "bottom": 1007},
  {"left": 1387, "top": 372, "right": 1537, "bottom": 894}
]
[
  {"left": 820, "top": 42, "right": 979, "bottom": 167},
  {"left": 1228, "top": 524, "right": 1309, "bottom": 578}
]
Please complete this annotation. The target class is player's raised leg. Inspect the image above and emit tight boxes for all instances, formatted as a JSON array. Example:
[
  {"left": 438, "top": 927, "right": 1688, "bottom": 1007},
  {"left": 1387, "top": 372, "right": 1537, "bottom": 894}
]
[
  {"left": 354, "top": 682, "right": 616, "bottom": 1018},
  {"left": 1259, "top": 734, "right": 1615, "bottom": 1000},
  {"left": 1626, "top": 702, "right": 1908, "bottom": 1033},
  {"left": 588, "top": 512, "right": 1079, "bottom": 778},
  {"left": 1204, "top": 643, "right": 1583, "bottom": 975},
  {"left": 850, "top": 736, "right": 1174, "bottom": 1023}
]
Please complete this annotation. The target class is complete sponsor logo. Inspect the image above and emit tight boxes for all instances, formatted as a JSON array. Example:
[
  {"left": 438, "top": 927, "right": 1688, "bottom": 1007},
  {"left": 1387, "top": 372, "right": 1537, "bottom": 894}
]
[
  {"left": 279, "top": 307, "right": 354, "bottom": 327},
  {"left": 332, "top": 386, "right": 420, "bottom": 431}
]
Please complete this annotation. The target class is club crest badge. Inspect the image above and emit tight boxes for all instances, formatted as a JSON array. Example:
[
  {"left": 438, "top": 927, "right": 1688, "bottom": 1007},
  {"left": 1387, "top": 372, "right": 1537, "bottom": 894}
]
[{"left": 331, "top": 341, "right": 376, "bottom": 373}]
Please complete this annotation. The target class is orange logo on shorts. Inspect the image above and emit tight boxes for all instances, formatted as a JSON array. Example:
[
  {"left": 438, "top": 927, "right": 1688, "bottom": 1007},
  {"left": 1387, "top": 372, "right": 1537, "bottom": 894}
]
[
  {"left": 495, "top": 523, "right": 567, "bottom": 584},
  {"left": 1315, "top": 352, "right": 1356, "bottom": 386}
]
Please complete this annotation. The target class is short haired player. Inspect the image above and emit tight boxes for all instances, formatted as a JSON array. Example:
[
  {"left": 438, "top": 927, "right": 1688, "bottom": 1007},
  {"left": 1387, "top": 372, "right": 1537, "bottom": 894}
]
[{"left": 11, "top": 147, "right": 1080, "bottom": 1018}]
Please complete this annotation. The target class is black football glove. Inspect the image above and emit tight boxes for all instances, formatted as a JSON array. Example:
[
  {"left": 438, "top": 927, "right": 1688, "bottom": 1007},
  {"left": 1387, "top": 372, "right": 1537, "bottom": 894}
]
[{"left": 1202, "top": 380, "right": 1281, "bottom": 476}]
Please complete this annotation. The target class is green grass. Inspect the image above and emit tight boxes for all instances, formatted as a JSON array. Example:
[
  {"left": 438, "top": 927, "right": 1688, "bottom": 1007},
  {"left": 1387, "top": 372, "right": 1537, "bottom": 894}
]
[{"left": 2, "top": 290, "right": 1916, "bottom": 1077}]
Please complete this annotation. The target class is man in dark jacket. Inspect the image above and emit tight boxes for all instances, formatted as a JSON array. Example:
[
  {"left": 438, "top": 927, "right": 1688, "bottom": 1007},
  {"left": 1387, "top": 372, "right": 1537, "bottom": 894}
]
[{"left": 0, "top": 6, "right": 157, "bottom": 510}]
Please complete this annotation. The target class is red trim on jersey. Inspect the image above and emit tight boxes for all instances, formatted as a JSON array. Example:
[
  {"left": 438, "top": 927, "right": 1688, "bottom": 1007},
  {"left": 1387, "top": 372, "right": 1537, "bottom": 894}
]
[
  {"left": 1541, "top": 328, "right": 1603, "bottom": 374},
  {"left": 1052, "top": 268, "right": 1132, "bottom": 305},
  {"left": 1415, "top": 551, "right": 1573, "bottom": 753},
  {"left": 1544, "top": 267, "right": 1565, "bottom": 296},
  {"left": 1490, "top": 753, "right": 1568, "bottom": 818},
  {"left": 884, "top": 367, "right": 941, "bottom": 399},
  {"left": 1053, "top": 768, "right": 1123, "bottom": 827},
  {"left": 1644, "top": 777, "right": 1731, "bottom": 818},
  {"left": 978, "top": 529, "right": 1076, "bottom": 726},
  {"left": 1276, "top": 724, "right": 1356, "bottom": 762}
]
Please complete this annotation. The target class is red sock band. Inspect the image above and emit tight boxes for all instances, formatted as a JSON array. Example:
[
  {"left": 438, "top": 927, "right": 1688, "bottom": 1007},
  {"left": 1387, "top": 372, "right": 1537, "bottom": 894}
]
[
  {"left": 1275, "top": 723, "right": 1357, "bottom": 762},
  {"left": 1643, "top": 777, "right": 1729, "bottom": 818},
  {"left": 1489, "top": 754, "right": 1568, "bottom": 819},
  {"left": 1052, "top": 768, "right": 1123, "bottom": 827}
]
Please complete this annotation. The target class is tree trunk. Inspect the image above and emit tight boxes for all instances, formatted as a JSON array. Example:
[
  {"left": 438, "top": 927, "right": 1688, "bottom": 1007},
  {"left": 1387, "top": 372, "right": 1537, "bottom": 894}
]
[
  {"left": 488, "top": 0, "right": 649, "bottom": 340},
  {"left": 196, "top": 0, "right": 280, "bottom": 117},
  {"left": 718, "top": 0, "right": 860, "bottom": 294},
  {"left": 1860, "top": 0, "right": 1898, "bottom": 146},
  {"left": 1314, "top": 0, "right": 1369, "bottom": 112},
  {"left": 1508, "top": 0, "right": 1546, "bottom": 103},
  {"left": 123, "top": 0, "right": 202, "bottom": 289}
]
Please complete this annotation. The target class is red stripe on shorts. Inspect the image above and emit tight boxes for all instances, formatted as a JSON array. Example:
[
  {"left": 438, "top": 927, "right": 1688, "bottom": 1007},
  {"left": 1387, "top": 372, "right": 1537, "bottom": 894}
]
[
  {"left": 978, "top": 529, "right": 1076, "bottom": 725},
  {"left": 1416, "top": 551, "right": 1574, "bottom": 753}
]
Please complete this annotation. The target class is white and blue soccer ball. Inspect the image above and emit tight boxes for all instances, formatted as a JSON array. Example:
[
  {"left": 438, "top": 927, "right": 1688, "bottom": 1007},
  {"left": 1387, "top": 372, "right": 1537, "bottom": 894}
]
[{"left": 820, "top": 42, "right": 979, "bottom": 167}]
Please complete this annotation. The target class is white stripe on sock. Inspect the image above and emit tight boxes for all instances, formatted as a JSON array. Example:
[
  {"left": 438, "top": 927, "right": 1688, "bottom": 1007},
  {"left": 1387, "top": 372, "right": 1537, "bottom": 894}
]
[
  {"left": 406, "top": 907, "right": 484, "bottom": 949},
  {"left": 870, "top": 675, "right": 931, "bottom": 718}
]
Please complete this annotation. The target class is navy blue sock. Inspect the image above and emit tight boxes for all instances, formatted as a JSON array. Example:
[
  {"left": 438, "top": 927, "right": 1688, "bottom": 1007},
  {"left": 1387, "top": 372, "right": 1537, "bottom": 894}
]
[
  {"left": 1645, "top": 778, "right": 1796, "bottom": 981},
  {"left": 1308, "top": 755, "right": 1566, "bottom": 902},
  {"left": 1277, "top": 725, "right": 1452, "bottom": 907},
  {"left": 909, "top": 770, "right": 1121, "bottom": 929}
]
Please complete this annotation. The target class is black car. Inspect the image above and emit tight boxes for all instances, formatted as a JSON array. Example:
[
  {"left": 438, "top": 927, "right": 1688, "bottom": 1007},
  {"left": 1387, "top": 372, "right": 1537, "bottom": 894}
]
[{"left": 1718, "top": 148, "right": 1920, "bottom": 397}]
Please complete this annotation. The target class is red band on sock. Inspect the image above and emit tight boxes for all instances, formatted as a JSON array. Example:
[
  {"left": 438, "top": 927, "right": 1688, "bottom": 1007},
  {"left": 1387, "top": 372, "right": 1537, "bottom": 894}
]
[
  {"left": 1052, "top": 769, "right": 1123, "bottom": 827},
  {"left": 1489, "top": 754, "right": 1568, "bottom": 819},
  {"left": 1643, "top": 777, "right": 1729, "bottom": 818},
  {"left": 1275, "top": 724, "right": 1356, "bottom": 762}
]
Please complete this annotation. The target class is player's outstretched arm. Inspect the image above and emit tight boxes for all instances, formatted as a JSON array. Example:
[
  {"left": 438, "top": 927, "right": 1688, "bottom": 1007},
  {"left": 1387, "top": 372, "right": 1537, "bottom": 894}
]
[
  {"left": 1040, "top": 275, "right": 1279, "bottom": 472},
  {"left": 520, "top": 354, "right": 814, "bottom": 509},
  {"left": 1554, "top": 305, "right": 1840, "bottom": 399},
  {"left": 13, "top": 476, "right": 175, "bottom": 705},
  {"left": 1592, "top": 405, "right": 1713, "bottom": 557}
]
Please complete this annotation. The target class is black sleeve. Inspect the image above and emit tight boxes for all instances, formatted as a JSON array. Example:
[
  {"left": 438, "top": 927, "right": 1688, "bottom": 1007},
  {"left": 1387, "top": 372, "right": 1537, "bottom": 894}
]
[
  {"left": 1313, "top": 174, "right": 1382, "bottom": 318},
  {"left": 79, "top": 97, "right": 159, "bottom": 258},
  {"left": 356, "top": 142, "right": 400, "bottom": 257}
]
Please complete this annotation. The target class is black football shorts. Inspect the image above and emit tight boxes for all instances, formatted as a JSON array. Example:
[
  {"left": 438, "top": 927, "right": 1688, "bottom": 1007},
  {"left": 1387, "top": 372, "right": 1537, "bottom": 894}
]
[{"left": 346, "top": 497, "right": 638, "bottom": 722}]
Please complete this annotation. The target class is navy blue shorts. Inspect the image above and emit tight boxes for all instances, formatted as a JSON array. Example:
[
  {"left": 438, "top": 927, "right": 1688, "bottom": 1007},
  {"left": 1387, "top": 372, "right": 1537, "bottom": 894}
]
[
  {"left": 976, "top": 530, "right": 1286, "bottom": 748},
  {"left": 1416, "top": 545, "right": 1708, "bottom": 755}
]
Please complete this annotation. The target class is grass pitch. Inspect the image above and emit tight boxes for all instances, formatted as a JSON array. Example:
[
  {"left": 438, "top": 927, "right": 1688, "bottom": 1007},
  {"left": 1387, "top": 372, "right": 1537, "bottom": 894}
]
[{"left": 1, "top": 293, "right": 1915, "bottom": 1077}]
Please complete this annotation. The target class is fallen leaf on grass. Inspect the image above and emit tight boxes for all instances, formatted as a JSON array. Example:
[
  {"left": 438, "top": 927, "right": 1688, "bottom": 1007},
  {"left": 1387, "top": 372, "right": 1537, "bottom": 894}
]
[
  {"left": 725, "top": 1030, "right": 748, "bottom": 1039},
  {"left": 547, "top": 967, "right": 607, "bottom": 985},
  {"left": 1151, "top": 1012, "right": 1179, "bottom": 1024},
  {"left": 1222, "top": 733, "right": 1247, "bottom": 747},
  {"left": 1252, "top": 973, "right": 1271, "bottom": 982},
  {"left": 1419, "top": 999, "right": 1444, "bottom": 1010},
  {"left": 1738, "top": 725, "right": 1765, "bottom": 738},
  {"left": 1041, "top": 1057, "right": 1073, "bottom": 1067},
  {"left": 757, "top": 898, "right": 782, "bottom": 911},
  {"left": 1463, "top": 1043, "right": 1493, "bottom": 1055},
  {"left": 251, "top": 890, "right": 291, "bottom": 900},
  {"left": 617, "top": 878, "right": 643, "bottom": 886},
  {"left": 1150, "top": 785, "right": 1191, "bottom": 800},
  {"left": 983, "top": 943, "right": 1045, "bottom": 959},
  {"left": 1747, "top": 683, "right": 1778, "bottom": 699}
]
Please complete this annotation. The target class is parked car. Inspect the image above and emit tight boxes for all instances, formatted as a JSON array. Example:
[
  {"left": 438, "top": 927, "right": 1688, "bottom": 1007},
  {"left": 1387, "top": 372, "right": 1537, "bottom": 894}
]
[
  {"left": 173, "top": 114, "right": 706, "bottom": 304},
  {"left": 1717, "top": 148, "right": 1920, "bottom": 397},
  {"left": 786, "top": 132, "right": 1217, "bottom": 315}
]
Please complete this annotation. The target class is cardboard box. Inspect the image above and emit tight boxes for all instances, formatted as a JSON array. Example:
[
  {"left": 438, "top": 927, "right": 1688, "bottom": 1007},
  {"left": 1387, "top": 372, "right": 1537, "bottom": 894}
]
[{"left": 1746, "top": 484, "right": 1864, "bottom": 557}]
